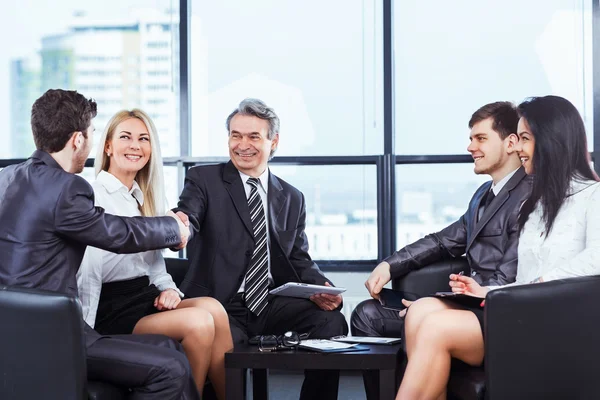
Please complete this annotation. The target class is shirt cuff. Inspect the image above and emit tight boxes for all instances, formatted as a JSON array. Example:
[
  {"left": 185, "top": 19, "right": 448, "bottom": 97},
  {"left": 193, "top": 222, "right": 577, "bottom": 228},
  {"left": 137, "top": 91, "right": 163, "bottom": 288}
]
[{"left": 158, "top": 285, "right": 185, "bottom": 298}]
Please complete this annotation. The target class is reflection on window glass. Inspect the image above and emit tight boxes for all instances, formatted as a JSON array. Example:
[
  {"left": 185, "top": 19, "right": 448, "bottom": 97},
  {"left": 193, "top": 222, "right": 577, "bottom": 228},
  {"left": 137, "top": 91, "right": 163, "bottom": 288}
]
[
  {"left": 269, "top": 165, "right": 377, "bottom": 260},
  {"left": 190, "top": 0, "right": 383, "bottom": 157},
  {"left": 395, "top": 164, "right": 488, "bottom": 250},
  {"left": 1, "top": 1, "right": 180, "bottom": 159},
  {"left": 394, "top": 0, "right": 593, "bottom": 154}
]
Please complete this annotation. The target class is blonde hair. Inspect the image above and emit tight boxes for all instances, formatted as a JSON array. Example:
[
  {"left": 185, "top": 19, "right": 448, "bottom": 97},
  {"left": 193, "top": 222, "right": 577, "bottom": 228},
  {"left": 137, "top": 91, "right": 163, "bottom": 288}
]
[{"left": 95, "top": 109, "right": 165, "bottom": 217}]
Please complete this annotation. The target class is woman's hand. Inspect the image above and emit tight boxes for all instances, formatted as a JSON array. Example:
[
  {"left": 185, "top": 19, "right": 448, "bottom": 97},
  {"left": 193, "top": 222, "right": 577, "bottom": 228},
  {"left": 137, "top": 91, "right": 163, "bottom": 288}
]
[
  {"left": 448, "top": 274, "right": 490, "bottom": 298},
  {"left": 154, "top": 289, "right": 181, "bottom": 310}
]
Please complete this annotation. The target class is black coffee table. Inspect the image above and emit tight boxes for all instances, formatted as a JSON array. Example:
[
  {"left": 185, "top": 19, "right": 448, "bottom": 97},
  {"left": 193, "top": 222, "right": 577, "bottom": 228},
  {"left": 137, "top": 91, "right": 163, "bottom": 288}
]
[{"left": 225, "top": 343, "right": 403, "bottom": 400}]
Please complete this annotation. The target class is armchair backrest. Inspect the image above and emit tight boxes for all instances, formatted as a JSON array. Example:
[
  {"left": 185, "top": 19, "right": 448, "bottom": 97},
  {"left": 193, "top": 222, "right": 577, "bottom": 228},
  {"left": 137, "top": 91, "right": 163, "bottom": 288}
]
[
  {"left": 0, "top": 286, "right": 87, "bottom": 399},
  {"left": 165, "top": 257, "right": 189, "bottom": 287}
]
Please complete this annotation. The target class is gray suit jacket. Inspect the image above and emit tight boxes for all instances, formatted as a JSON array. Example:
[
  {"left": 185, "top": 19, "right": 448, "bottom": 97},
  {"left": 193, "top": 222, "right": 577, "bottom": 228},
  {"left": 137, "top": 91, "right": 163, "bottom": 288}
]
[
  {"left": 385, "top": 167, "right": 532, "bottom": 286},
  {"left": 0, "top": 150, "right": 181, "bottom": 347}
]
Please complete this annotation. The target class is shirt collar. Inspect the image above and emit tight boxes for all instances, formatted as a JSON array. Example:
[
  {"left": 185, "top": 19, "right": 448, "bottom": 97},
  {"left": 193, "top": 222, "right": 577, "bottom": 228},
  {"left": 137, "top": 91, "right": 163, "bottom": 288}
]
[
  {"left": 238, "top": 169, "right": 269, "bottom": 193},
  {"left": 97, "top": 170, "right": 144, "bottom": 205},
  {"left": 491, "top": 167, "right": 519, "bottom": 196}
]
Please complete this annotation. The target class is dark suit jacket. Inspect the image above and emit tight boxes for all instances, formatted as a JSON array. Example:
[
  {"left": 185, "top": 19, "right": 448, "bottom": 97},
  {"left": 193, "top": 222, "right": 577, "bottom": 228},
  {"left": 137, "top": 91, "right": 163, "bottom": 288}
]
[
  {"left": 385, "top": 167, "right": 532, "bottom": 286},
  {"left": 0, "top": 150, "right": 181, "bottom": 347},
  {"left": 174, "top": 161, "right": 331, "bottom": 304}
]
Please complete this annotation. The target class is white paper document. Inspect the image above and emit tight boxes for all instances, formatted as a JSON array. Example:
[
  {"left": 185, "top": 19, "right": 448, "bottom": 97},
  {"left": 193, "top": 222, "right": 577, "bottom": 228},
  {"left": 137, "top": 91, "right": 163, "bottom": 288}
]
[
  {"left": 331, "top": 336, "right": 401, "bottom": 345},
  {"left": 299, "top": 339, "right": 358, "bottom": 351}
]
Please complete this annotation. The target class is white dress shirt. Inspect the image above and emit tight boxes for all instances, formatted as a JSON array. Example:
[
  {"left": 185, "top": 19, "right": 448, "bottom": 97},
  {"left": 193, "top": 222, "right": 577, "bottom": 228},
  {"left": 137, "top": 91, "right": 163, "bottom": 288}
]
[
  {"left": 491, "top": 167, "right": 519, "bottom": 196},
  {"left": 76, "top": 170, "right": 183, "bottom": 328},
  {"left": 490, "top": 178, "right": 600, "bottom": 289},
  {"left": 237, "top": 169, "right": 274, "bottom": 293}
]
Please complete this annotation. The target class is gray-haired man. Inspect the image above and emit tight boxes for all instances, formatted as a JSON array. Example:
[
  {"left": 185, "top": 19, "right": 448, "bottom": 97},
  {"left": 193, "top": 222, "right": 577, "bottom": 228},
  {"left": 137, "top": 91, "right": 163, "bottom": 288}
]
[{"left": 174, "top": 98, "right": 348, "bottom": 399}]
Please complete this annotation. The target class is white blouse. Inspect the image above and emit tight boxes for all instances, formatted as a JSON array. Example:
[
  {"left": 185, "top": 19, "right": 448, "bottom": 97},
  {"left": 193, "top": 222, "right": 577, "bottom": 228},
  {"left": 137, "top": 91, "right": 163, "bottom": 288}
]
[
  {"left": 492, "top": 179, "right": 600, "bottom": 289},
  {"left": 76, "top": 171, "right": 183, "bottom": 328}
]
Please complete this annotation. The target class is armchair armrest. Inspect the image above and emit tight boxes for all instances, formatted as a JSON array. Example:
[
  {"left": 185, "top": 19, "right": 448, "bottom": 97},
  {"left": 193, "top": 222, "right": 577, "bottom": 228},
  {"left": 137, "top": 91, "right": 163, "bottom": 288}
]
[
  {"left": 393, "top": 258, "right": 468, "bottom": 297},
  {"left": 484, "top": 275, "right": 600, "bottom": 399}
]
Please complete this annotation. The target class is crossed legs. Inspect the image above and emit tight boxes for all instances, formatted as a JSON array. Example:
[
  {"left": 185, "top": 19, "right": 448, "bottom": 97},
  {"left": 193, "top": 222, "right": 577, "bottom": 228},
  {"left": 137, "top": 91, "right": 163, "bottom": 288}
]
[
  {"left": 396, "top": 297, "right": 484, "bottom": 400},
  {"left": 133, "top": 297, "right": 233, "bottom": 399}
]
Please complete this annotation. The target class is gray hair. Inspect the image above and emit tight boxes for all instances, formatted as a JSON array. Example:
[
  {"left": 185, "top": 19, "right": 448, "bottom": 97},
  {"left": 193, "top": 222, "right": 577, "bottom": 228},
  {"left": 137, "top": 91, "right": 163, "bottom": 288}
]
[{"left": 225, "top": 98, "right": 280, "bottom": 140}]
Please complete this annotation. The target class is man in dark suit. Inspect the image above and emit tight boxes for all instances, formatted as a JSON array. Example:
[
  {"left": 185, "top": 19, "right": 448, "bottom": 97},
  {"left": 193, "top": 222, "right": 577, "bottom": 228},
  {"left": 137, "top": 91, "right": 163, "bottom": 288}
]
[
  {"left": 352, "top": 101, "right": 532, "bottom": 399},
  {"left": 0, "top": 89, "right": 198, "bottom": 400},
  {"left": 352, "top": 101, "right": 532, "bottom": 336},
  {"left": 174, "top": 98, "right": 348, "bottom": 400}
]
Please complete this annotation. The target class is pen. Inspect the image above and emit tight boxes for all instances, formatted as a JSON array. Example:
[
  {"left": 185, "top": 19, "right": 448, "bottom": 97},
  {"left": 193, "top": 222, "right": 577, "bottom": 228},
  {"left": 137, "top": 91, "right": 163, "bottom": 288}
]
[{"left": 458, "top": 271, "right": 464, "bottom": 276}]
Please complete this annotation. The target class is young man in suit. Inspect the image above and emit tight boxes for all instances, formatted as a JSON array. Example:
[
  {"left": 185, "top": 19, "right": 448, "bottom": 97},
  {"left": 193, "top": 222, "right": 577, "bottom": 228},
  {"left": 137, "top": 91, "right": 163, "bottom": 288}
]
[
  {"left": 352, "top": 101, "right": 531, "bottom": 399},
  {"left": 352, "top": 101, "right": 531, "bottom": 337},
  {"left": 0, "top": 89, "right": 198, "bottom": 400},
  {"left": 174, "top": 98, "right": 348, "bottom": 400}
]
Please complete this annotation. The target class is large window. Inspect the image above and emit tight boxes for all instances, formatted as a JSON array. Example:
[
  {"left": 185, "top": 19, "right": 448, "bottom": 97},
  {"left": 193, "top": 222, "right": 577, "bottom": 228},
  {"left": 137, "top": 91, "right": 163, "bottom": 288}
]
[
  {"left": 190, "top": 0, "right": 383, "bottom": 157},
  {"left": 270, "top": 165, "right": 378, "bottom": 260},
  {"left": 394, "top": 0, "right": 593, "bottom": 155},
  {"left": 395, "top": 164, "right": 488, "bottom": 249},
  {"left": 2, "top": 0, "right": 598, "bottom": 272},
  {"left": 1, "top": 1, "right": 180, "bottom": 159}
]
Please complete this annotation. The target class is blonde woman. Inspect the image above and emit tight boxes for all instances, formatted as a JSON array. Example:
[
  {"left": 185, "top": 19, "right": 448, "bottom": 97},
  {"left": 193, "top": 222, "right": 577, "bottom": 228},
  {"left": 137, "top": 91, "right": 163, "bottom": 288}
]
[{"left": 77, "top": 109, "right": 232, "bottom": 398}]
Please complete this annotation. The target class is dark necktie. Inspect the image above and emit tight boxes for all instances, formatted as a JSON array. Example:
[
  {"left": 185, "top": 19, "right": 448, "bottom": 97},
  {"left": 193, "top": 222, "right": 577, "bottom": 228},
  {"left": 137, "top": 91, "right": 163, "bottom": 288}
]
[
  {"left": 244, "top": 178, "right": 269, "bottom": 315},
  {"left": 478, "top": 189, "right": 496, "bottom": 221}
]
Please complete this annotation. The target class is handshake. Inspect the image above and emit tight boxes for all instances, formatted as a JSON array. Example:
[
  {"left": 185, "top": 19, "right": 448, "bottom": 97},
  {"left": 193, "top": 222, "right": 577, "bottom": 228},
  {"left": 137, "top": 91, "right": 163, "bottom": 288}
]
[{"left": 167, "top": 210, "right": 192, "bottom": 249}]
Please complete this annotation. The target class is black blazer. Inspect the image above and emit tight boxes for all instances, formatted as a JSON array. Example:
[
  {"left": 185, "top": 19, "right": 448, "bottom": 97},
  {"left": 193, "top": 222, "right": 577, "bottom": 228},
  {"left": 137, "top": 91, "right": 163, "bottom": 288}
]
[
  {"left": 385, "top": 167, "right": 532, "bottom": 286},
  {"left": 175, "top": 161, "right": 331, "bottom": 304},
  {"left": 0, "top": 151, "right": 181, "bottom": 347}
]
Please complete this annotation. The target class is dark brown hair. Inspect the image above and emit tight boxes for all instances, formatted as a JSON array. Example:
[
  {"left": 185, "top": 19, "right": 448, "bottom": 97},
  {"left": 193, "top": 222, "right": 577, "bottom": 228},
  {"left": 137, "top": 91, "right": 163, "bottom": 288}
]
[
  {"left": 31, "top": 89, "right": 97, "bottom": 152},
  {"left": 468, "top": 101, "right": 519, "bottom": 140},
  {"left": 517, "top": 95, "right": 599, "bottom": 236}
]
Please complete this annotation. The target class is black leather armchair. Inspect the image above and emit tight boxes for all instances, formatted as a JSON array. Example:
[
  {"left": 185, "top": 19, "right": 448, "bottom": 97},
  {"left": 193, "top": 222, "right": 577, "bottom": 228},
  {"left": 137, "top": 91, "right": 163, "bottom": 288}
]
[
  {"left": 394, "top": 258, "right": 600, "bottom": 399},
  {"left": 0, "top": 258, "right": 207, "bottom": 400},
  {"left": 0, "top": 285, "right": 87, "bottom": 400}
]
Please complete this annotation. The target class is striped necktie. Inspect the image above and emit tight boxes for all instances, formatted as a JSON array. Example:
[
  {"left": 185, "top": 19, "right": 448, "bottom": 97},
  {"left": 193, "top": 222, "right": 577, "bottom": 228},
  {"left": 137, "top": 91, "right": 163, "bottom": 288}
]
[{"left": 244, "top": 177, "right": 269, "bottom": 315}]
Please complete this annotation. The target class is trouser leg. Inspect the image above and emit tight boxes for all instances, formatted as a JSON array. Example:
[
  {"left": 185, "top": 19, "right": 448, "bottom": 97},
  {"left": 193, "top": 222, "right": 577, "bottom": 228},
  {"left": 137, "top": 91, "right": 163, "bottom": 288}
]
[{"left": 86, "top": 334, "right": 199, "bottom": 400}]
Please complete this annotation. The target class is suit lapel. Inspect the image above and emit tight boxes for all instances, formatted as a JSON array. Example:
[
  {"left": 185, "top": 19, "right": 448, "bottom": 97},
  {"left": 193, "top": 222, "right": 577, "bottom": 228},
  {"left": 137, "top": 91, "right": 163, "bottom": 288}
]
[
  {"left": 222, "top": 161, "right": 253, "bottom": 236},
  {"left": 268, "top": 171, "right": 286, "bottom": 243},
  {"left": 466, "top": 167, "right": 527, "bottom": 251},
  {"left": 467, "top": 183, "right": 489, "bottom": 238}
]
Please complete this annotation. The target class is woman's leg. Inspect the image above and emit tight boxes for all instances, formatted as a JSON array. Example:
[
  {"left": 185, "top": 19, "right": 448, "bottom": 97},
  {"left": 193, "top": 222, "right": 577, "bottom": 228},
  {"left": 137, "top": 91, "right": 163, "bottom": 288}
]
[
  {"left": 396, "top": 308, "right": 484, "bottom": 400},
  {"left": 404, "top": 297, "right": 458, "bottom": 358},
  {"left": 133, "top": 307, "right": 216, "bottom": 397},
  {"left": 176, "top": 297, "right": 233, "bottom": 400}
]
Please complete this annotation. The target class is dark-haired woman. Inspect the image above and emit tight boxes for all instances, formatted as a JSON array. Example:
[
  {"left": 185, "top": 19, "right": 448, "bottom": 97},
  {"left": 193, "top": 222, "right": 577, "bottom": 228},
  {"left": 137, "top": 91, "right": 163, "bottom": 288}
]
[{"left": 395, "top": 95, "right": 600, "bottom": 400}]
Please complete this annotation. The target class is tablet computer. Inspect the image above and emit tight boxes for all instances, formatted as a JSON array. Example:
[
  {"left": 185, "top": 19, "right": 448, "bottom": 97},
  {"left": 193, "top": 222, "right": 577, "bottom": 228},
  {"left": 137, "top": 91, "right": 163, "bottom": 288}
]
[
  {"left": 269, "top": 282, "right": 346, "bottom": 299},
  {"left": 378, "top": 288, "right": 418, "bottom": 311},
  {"left": 434, "top": 292, "right": 484, "bottom": 308}
]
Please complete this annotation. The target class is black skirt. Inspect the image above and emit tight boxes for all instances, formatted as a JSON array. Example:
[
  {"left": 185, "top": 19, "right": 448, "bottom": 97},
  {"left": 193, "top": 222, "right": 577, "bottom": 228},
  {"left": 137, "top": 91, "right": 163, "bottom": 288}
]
[{"left": 94, "top": 275, "right": 161, "bottom": 335}]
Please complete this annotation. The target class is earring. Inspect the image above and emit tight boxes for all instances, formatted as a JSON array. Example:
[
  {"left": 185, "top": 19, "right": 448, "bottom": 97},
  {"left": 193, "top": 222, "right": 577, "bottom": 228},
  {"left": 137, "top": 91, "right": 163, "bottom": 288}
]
[{"left": 107, "top": 152, "right": 111, "bottom": 157}]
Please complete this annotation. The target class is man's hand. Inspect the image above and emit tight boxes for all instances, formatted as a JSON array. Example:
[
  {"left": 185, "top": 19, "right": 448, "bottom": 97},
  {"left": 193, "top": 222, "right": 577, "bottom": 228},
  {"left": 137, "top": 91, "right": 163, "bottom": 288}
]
[
  {"left": 154, "top": 289, "right": 182, "bottom": 310},
  {"left": 398, "top": 299, "right": 413, "bottom": 318},
  {"left": 364, "top": 261, "right": 391, "bottom": 299},
  {"left": 448, "top": 274, "right": 490, "bottom": 298},
  {"left": 167, "top": 210, "right": 190, "bottom": 249},
  {"left": 175, "top": 211, "right": 190, "bottom": 227},
  {"left": 310, "top": 282, "right": 342, "bottom": 311}
]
